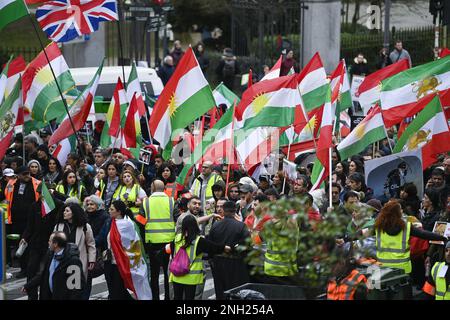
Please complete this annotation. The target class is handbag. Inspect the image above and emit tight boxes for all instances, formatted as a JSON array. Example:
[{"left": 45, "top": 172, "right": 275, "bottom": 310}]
[
  {"left": 89, "top": 248, "right": 105, "bottom": 278},
  {"left": 169, "top": 246, "right": 190, "bottom": 276}
]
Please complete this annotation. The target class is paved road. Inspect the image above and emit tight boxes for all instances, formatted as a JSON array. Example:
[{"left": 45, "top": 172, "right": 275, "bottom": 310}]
[{"left": 2, "top": 265, "right": 217, "bottom": 300}]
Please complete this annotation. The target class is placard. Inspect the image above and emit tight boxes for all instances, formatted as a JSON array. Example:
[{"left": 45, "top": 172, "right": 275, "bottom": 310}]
[
  {"left": 365, "top": 149, "right": 423, "bottom": 203},
  {"left": 429, "top": 221, "right": 450, "bottom": 245},
  {"left": 139, "top": 148, "right": 152, "bottom": 165},
  {"left": 351, "top": 75, "right": 365, "bottom": 102}
]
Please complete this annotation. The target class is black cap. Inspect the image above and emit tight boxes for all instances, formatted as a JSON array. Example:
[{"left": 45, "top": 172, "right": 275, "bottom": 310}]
[{"left": 15, "top": 166, "right": 30, "bottom": 175}]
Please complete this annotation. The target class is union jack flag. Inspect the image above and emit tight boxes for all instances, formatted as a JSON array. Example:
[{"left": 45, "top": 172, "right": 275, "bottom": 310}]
[{"left": 36, "top": 0, "right": 118, "bottom": 43}]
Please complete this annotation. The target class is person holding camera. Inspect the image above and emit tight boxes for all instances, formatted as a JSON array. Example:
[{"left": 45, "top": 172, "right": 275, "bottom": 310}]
[{"left": 376, "top": 47, "right": 393, "bottom": 69}]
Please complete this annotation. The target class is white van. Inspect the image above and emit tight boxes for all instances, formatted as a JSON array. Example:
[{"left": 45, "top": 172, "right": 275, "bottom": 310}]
[{"left": 71, "top": 65, "right": 163, "bottom": 98}]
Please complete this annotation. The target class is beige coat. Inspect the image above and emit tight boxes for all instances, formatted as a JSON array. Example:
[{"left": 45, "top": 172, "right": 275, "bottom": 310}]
[{"left": 54, "top": 223, "right": 96, "bottom": 278}]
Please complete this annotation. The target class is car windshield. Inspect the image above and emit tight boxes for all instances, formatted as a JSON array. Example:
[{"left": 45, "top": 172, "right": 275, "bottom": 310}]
[{"left": 76, "top": 81, "right": 155, "bottom": 100}]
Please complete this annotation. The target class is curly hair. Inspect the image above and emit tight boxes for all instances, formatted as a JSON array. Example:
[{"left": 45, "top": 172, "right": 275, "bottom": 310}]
[{"left": 374, "top": 200, "right": 405, "bottom": 232}]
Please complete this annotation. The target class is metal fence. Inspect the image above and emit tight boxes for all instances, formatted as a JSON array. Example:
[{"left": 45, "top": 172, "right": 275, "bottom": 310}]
[
  {"left": 341, "top": 26, "right": 436, "bottom": 72},
  {"left": 0, "top": 47, "right": 41, "bottom": 63}
]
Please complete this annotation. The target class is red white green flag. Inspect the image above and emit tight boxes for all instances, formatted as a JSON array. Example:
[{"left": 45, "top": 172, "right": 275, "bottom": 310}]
[
  {"left": 121, "top": 93, "right": 142, "bottom": 159},
  {"left": 48, "top": 59, "right": 104, "bottom": 146},
  {"left": 330, "top": 59, "right": 352, "bottom": 113},
  {"left": 235, "top": 74, "right": 306, "bottom": 130},
  {"left": 40, "top": 182, "right": 55, "bottom": 216},
  {"left": 100, "top": 78, "right": 128, "bottom": 148},
  {"left": 149, "top": 47, "right": 216, "bottom": 159},
  {"left": 0, "top": 55, "right": 26, "bottom": 105},
  {"left": 126, "top": 61, "right": 146, "bottom": 117},
  {"left": 380, "top": 55, "right": 450, "bottom": 127},
  {"left": 0, "top": 76, "right": 21, "bottom": 160},
  {"left": 297, "top": 52, "right": 328, "bottom": 112},
  {"left": 22, "top": 42, "right": 75, "bottom": 122},
  {"left": 393, "top": 94, "right": 450, "bottom": 169},
  {"left": 261, "top": 55, "right": 282, "bottom": 81}
]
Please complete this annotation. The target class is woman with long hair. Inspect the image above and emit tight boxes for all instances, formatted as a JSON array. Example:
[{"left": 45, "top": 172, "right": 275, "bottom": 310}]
[
  {"left": 55, "top": 169, "right": 87, "bottom": 203},
  {"left": 54, "top": 202, "right": 96, "bottom": 299},
  {"left": 43, "top": 157, "right": 63, "bottom": 187},
  {"left": 113, "top": 170, "right": 147, "bottom": 217},
  {"left": 101, "top": 200, "right": 151, "bottom": 300},
  {"left": 374, "top": 200, "right": 446, "bottom": 282},
  {"left": 348, "top": 159, "right": 364, "bottom": 175},
  {"left": 157, "top": 162, "right": 179, "bottom": 200},
  {"left": 170, "top": 215, "right": 231, "bottom": 300},
  {"left": 272, "top": 171, "right": 290, "bottom": 196},
  {"left": 96, "top": 161, "right": 120, "bottom": 208}
]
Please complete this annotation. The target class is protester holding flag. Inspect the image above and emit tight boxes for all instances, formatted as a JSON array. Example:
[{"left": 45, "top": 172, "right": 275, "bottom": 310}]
[
  {"left": 101, "top": 200, "right": 152, "bottom": 300},
  {"left": 113, "top": 170, "right": 147, "bottom": 220}
]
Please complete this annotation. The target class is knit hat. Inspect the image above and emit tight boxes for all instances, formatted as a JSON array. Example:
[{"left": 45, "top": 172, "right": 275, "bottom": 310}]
[{"left": 27, "top": 159, "right": 42, "bottom": 172}]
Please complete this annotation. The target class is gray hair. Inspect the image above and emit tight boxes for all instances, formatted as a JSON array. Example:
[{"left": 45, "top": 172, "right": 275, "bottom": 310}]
[
  {"left": 164, "top": 55, "right": 173, "bottom": 64},
  {"left": 83, "top": 195, "right": 105, "bottom": 210}
]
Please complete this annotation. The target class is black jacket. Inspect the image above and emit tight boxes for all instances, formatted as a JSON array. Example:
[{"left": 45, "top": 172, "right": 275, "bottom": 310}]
[
  {"left": 208, "top": 216, "right": 250, "bottom": 248},
  {"left": 421, "top": 210, "right": 442, "bottom": 232},
  {"left": 22, "top": 201, "right": 59, "bottom": 252},
  {"left": 0, "top": 179, "right": 38, "bottom": 225},
  {"left": 157, "top": 63, "right": 175, "bottom": 85},
  {"left": 25, "top": 243, "right": 86, "bottom": 300},
  {"left": 87, "top": 209, "right": 110, "bottom": 246}
]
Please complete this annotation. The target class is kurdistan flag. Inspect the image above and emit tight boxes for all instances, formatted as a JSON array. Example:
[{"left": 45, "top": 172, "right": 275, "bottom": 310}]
[
  {"left": 380, "top": 55, "right": 450, "bottom": 127},
  {"left": 298, "top": 52, "right": 329, "bottom": 112},
  {"left": 337, "top": 105, "right": 386, "bottom": 160},
  {"left": 0, "top": 0, "right": 28, "bottom": 31},
  {"left": 235, "top": 74, "right": 306, "bottom": 130},
  {"left": 0, "top": 55, "right": 26, "bottom": 105},
  {"left": 177, "top": 106, "right": 235, "bottom": 185},
  {"left": 393, "top": 94, "right": 450, "bottom": 169},
  {"left": 149, "top": 47, "right": 216, "bottom": 159},
  {"left": 100, "top": 78, "right": 128, "bottom": 149},
  {"left": 22, "top": 42, "right": 75, "bottom": 122},
  {"left": 213, "top": 82, "right": 240, "bottom": 109}
]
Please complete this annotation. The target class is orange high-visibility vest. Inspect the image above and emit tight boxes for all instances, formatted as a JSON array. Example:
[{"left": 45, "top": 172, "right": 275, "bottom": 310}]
[
  {"left": 5, "top": 177, "right": 41, "bottom": 224},
  {"left": 164, "top": 183, "right": 178, "bottom": 200},
  {"left": 327, "top": 269, "right": 367, "bottom": 300}
]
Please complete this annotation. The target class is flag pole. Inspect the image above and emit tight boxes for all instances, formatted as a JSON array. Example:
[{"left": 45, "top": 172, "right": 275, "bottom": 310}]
[
  {"left": 25, "top": 6, "right": 83, "bottom": 158},
  {"left": 116, "top": 0, "right": 126, "bottom": 86},
  {"left": 380, "top": 112, "right": 394, "bottom": 154},
  {"left": 142, "top": 84, "right": 154, "bottom": 145},
  {"left": 225, "top": 102, "right": 237, "bottom": 197},
  {"left": 328, "top": 147, "right": 333, "bottom": 208},
  {"left": 281, "top": 125, "right": 294, "bottom": 195}
]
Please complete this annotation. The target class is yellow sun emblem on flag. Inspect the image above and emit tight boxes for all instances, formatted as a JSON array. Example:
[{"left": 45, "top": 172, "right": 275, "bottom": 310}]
[
  {"left": 251, "top": 92, "right": 269, "bottom": 115},
  {"left": 35, "top": 66, "right": 53, "bottom": 86},
  {"left": 354, "top": 121, "right": 366, "bottom": 139},
  {"left": 168, "top": 93, "right": 178, "bottom": 118}
]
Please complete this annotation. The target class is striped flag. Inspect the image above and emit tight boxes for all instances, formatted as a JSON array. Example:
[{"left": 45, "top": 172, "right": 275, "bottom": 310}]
[
  {"left": 393, "top": 94, "right": 450, "bottom": 169},
  {"left": 22, "top": 42, "right": 75, "bottom": 122},
  {"left": 127, "top": 61, "right": 146, "bottom": 117},
  {"left": 100, "top": 78, "right": 127, "bottom": 149},
  {"left": 40, "top": 182, "right": 56, "bottom": 216},
  {"left": 0, "top": 76, "right": 21, "bottom": 160},
  {"left": 380, "top": 55, "right": 450, "bottom": 127},
  {"left": 52, "top": 135, "right": 76, "bottom": 166},
  {"left": 0, "top": 0, "right": 28, "bottom": 31},
  {"left": 330, "top": 59, "right": 352, "bottom": 113},
  {"left": 261, "top": 55, "right": 282, "bottom": 81},
  {"left": 213, "top": 82, "right": 240, "bottom": 109},
  {"left": 110, "top": 217, "right": 152, "bottom": 300},
  {"left": 358, "top": 59, "right": 410, "bottom": 115},
  {"left": 298, "top": 52, "right": 329, "bottom": 112},
  {"left": 0, "top": 55, "right": 26, "bottom": 105},
  {"left": 48, "top": 59, "right": 103, "bottom": 146},
  {"left": 337, "top": 105, "right": 386, "bottom": 160},
  {"left": 149, "top": 47, "right": 216, "bottom": 159},
  {"left": 235, "top": 74, "right": 306, "bottom": 130},
  {"left": 121, "top": 93, "right": 142, "bottom": 159}
]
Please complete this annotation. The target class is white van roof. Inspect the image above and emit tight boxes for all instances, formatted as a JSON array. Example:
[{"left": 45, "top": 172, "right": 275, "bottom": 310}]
[{"left": 70, "top": 66, "right": 163, "bottom": 96}]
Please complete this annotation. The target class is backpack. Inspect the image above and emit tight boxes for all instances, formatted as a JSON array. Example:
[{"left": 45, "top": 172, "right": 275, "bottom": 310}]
[
  {"left": 169, "top": 246, "right": 190, "bottom": 276},
  {"left": 222, "top": 59, "right": 236, "bottom": 77}
]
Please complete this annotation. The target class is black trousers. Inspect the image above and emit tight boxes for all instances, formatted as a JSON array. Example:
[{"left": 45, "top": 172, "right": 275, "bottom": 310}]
[
  {"left": 173, "top": 282, "right": 197, "bottom": 300},
  {"left": 26, "top": 248, "right": 47, "bottom": 300},
  {"left": 144, "top": 242, "right": 170, "bottom": 300},
  {"left": 6, "top": 222, "right": 28, "bottom": 271},
  {"left": 104, "top": 262, "right": 133, "bottom": 300},
  {"left": 210, "top": 256, "right": 250, "bottom": 300}
]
